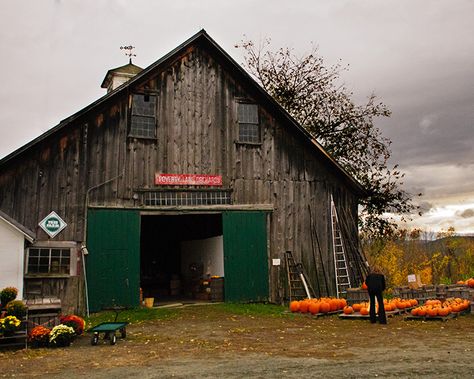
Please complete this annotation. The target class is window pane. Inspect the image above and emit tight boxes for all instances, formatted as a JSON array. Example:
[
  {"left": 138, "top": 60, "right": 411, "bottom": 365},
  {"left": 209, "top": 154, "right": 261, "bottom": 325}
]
[
  {"left": 61, "top": 249, "right": 70, "bottom": 257},
  {"left": 39, "top": 249, "right": 50, "bottom": 258},
  {"left": 29, "top": 248, "right": 39, "bottom": 257},
  {"left": 51, "top": 249, "right": 61, "bottom": 257},
  {"left": 50, "top": 258, "right": 60, "bottom": 273},
  {"left": 238, "top": 103, "right": 258, "bottom": 124},
  {"left": 239, "top": 123, "right": 260, "bottom": 143},
  {"left": 28, "top": 263, "right": 37, "bottom": 273},
  {"left": 132, "top": 94, "right": 156, "bottom": 117},
  {"left": 130, "top": 116, "right": 156, "bottom": 138},
  {"left": 38, "top": 265, "right": 49, "bottom": 273},
  {"left": 39, "top": 257, "right": 49, "bottom": 265}
]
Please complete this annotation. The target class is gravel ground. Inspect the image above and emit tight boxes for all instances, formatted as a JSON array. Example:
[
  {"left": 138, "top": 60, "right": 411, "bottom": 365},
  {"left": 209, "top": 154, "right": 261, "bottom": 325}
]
[{"left": 1, "top": 304, "right": 473, "bottom": 378}]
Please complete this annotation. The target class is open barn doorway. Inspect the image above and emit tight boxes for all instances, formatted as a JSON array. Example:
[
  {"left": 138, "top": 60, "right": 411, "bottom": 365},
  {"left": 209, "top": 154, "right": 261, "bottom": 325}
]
[{"left": 140, "top": 213, "right": 224, "bottom": 304}]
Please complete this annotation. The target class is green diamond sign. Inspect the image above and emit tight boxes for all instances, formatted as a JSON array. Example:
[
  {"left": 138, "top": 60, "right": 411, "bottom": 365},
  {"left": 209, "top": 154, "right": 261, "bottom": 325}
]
[{"left": 39, "top": 211, "right": 67, "bottom": 238}]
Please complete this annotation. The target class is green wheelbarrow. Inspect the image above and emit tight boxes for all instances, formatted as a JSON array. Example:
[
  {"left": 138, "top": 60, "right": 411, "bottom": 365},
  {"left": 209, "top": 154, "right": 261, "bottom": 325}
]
[
  {"left": 88, "top": 306, "right": 128, "bottom": 345},
  {"left": 89, "top": 321, "right": 128, "bottom": 345}
]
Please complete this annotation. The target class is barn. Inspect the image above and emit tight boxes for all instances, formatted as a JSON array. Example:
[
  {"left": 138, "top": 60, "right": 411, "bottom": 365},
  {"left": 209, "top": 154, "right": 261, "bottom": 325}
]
[{"left": 0, "top": 30, "right": 366, "bottom": 313}]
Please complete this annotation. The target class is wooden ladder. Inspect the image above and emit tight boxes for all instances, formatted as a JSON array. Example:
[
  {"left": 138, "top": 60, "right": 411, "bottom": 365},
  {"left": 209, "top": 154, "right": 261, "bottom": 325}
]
[
  {"left": 330, "top": 195, "right": 352, "bottom": 298},
  {"left": 284, "top": 251, "right": 315, "bottom": 301}
]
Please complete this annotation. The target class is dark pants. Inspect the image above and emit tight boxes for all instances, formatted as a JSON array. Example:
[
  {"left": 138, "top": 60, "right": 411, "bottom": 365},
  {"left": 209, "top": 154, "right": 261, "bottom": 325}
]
[{"left": 368, "top": 291, "right": 386, "bottom": 324}]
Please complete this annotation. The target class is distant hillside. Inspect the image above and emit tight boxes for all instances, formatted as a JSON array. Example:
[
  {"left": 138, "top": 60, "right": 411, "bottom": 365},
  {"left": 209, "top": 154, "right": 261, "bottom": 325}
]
[{"left": 423, "top": 236, "right": 474, "bottom": 257}]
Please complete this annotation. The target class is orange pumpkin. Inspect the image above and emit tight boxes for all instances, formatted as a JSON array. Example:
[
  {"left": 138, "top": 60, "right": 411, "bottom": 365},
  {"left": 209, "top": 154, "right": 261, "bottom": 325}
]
[
  {"left": 426, "top": 308, "right": 438, "bottom": 317},
  {"left": 361, "top": 282, "right": 368, "bottom": 290},
  {"left": 463, "top": 300, "right": 470, "bottom": 310},
  {"left": 352, "top": 303, "right": 362, "bottom": 312},
  {"left": 319, "top": 301, "right": 330, "bottom": 313},
  {"left": 309, "top": 302, "right": 321, "bottom": 315},
  {"left": 467, "top": 278, "right": 474, "bottom": 288},
  {"left": 438, "top": 307, "right": 450, "bottom": 317},
  {"left": 417, "top": 307, "right": 427, "bottom": 317},
  {"left": 340, "top": 298, "right": 347, "bottom": 308},
  {"left": 289, "top": 301, "right": 300, "bottom": 313},
  {"left": 299, "top": 300, "right": 310, "bottom": 313},
  {"left": 343, "top": 306, "right": 354, "bottom": 315},
  {"left": 411, "top": 308, "right": 419, "bottom": 316},
  {"left": 451, "top": 304, "right": 461, "bottom": 312},
  {"left": 329, "top": 299, "right": 339, "bottom": 312},
  {"left": 360, "top": 307, "right": 369, "bottom": 315},
  {"left": 396, "top": 300, "right": 405, "bottom": 309}
]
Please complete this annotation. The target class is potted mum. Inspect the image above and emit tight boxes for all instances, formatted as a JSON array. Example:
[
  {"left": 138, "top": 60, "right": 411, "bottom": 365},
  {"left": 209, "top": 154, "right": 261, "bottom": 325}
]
[
  {"left": 59, "top": 314, "right": 85, "bottom": 335},
  {"left": 49, "top": 324, "right": 75, "bottom": 347},
  {"left": 28, "top": 325, "right": 51, "bottom": 348},
  {"left": 0, "top": 287, "right": 18, "bottom": 310},
  {"left": 5, "top": 300, "right": 27, "bottom": 319},
  {"left": 0, "top": 315, "right": 21, "bottom": 337}
]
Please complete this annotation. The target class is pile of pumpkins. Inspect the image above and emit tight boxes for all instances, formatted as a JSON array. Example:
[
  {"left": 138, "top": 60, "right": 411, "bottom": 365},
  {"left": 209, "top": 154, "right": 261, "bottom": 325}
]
[
  {"left": 456, "top": 278, "right": 474, "bottom": 288},
  {"left": 342, "top": 298, "right": 418, "bottom": 315},
  {"left": 289, "top": 297, "right": 347, "bottom": 315},
  {"left": 410, "top": 298, "right": 471, "bottom": 317}
]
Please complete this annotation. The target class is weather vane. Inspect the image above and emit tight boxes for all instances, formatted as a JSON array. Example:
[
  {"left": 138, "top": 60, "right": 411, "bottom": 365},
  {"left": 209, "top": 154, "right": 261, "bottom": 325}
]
[{"left": 120, "top": 45, "right": 136, "bottom": 63}]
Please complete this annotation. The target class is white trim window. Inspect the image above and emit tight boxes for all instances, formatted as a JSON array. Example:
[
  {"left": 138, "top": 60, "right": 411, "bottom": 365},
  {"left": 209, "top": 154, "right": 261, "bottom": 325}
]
[{"left": 26, "top": 247, "right": 71, "bottom": 275}]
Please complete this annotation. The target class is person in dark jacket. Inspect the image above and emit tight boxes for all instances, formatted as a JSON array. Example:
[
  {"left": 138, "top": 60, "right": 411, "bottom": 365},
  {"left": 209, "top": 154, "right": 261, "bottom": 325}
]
[{"left": 364, "top": 267, "right": 387, "bottom": 324}]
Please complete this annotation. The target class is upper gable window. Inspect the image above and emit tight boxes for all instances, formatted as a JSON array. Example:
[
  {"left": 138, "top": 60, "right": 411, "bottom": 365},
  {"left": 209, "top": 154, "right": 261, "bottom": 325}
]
[
  {"left": 238, "top": 103, "right": 260, "bottom": 144},
  {"left": 130, "top": 94, "right": 157, "bottom": 139}
]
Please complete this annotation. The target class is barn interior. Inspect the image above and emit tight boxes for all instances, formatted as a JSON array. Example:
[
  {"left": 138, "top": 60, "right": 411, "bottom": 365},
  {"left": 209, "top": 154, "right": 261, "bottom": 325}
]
[{"left": 140, "top": 213, "right": 224, "bottom": 303}]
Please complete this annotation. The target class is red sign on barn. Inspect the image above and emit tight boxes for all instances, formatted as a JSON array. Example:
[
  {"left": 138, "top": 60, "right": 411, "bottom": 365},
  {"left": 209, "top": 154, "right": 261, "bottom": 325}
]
[{"left": 155, "top": 173, "right": 223, "bottom": 186}]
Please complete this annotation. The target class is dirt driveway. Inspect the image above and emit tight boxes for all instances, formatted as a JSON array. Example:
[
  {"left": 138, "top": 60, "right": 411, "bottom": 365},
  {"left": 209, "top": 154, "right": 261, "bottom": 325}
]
[{"left": 1, "top": 304, "right": 473, "bottom": 378}]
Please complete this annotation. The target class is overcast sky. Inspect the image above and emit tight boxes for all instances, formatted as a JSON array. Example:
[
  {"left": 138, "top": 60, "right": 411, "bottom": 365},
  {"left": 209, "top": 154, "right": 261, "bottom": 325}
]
[{"left": 1, "top": 0, "right": 473, "bottom": 234}]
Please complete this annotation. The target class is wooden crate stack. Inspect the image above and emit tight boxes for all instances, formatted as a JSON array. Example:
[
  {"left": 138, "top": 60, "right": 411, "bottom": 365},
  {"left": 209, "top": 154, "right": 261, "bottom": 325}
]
[{"left": 345, "top": 288, "right": 369, "bottom": 304}]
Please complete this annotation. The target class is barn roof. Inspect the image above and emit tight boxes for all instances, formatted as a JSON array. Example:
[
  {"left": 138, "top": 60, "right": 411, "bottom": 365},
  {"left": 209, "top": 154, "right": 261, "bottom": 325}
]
[
  {"left": 0, "top": 209, "right": 35, "bottom": 242},
  {"left": 0, "top": 29, "right": 364, "bottom": 194}
]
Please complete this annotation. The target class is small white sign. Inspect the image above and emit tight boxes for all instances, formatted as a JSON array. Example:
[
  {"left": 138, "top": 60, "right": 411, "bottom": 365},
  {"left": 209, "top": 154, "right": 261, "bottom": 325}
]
[
  {"left": 272, "top": 259, "right": 281, "bottom": 266},
  {"left": 407, "top": 274, "right": 417, "bottom": 283},
  {"left": 39, "top": 211, "right": 67, "bottom": 238}
]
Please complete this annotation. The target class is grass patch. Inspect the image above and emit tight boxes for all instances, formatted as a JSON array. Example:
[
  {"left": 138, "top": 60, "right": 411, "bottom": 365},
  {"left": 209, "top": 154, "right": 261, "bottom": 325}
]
[
  {"left": 85, "top": 303, "right": 290, "bottom": 329},
  {"left": 208, "top": 302, "right": 289, "bottom": 317},
  {"left": 85, "top": 307, "right": 179, "bottom": 329}
]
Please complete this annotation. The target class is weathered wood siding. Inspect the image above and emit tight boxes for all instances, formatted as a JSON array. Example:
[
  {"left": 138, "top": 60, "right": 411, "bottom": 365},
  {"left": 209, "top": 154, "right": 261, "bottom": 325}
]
[{"left": 0, "top": 43, "right": 360, "bottom": 303}]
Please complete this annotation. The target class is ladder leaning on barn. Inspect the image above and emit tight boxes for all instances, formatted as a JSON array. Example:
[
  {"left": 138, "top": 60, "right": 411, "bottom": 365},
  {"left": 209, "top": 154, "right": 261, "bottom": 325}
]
[
  {"left": 330, "top": 195, "right": 352, "bottom": 298},
  {"left": 284, "top": 251, "right": 316, "bottom": 301}
]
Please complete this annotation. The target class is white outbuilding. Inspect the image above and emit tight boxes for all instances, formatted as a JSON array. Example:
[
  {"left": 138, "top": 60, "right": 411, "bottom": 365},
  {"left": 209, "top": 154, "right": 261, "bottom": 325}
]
[{"left": 0, "top": 210, "right": 35, "bottom": 299}]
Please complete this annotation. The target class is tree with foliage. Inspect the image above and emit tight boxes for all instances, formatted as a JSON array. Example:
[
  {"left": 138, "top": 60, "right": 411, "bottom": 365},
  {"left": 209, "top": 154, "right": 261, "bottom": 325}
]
[
  {"left": 237, "top": 39, "right": 419, "bottom": 237},
  {"left": 364, "top": 226, "right": 474, "bottom": 287}
]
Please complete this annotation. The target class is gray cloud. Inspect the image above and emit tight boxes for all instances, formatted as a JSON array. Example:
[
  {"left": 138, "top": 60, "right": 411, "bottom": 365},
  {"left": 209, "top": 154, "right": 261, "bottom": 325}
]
[{"left": 457, "top": 209, "right": 474, "bottom": 219}]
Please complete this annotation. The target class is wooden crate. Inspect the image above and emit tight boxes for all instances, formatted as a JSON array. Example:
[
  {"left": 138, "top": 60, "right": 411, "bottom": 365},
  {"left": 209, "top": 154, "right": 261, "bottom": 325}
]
[
  {"left": 446, "top": 288, "right": 472, "bottom": 300},
  {"left": 345, "top": 288, "right": 369, "bottom": 304},
  {"left": 0, "top": 317, "right": 28, "bottom": 350}
]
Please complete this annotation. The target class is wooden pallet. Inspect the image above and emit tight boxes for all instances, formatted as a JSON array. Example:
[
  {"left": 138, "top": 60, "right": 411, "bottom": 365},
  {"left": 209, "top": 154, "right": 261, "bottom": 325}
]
[
  {"left": 310, "top": 310, "right": 342, "bottom": 318},
  {"left": 405, "top": 309, "right": 470, "bottom": 322},
  {"left": 404, "top": 313, "right": 458, "bottom": 322},
  {"left": 285, "top": 310, "right": 342, "bottom": 318},
  {"left": 339, "top": 308, "right": 409, "bottom": 319}
]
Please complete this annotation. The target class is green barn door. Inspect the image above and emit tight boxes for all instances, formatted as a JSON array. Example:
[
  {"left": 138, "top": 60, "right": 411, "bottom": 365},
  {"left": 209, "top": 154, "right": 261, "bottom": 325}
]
[
  {"left": 223, "top": 211, "right": 269, "bottom": 302},
  {"left": 86, "top": 209, "right": 140, "bottom": 312}
]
